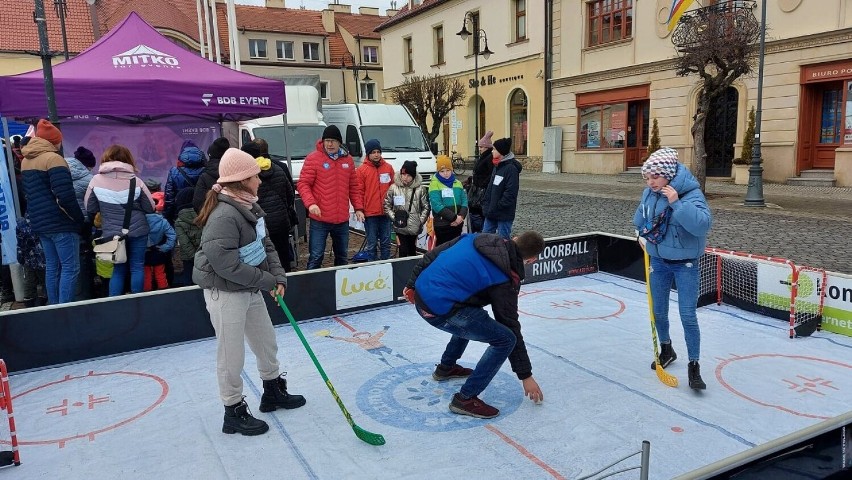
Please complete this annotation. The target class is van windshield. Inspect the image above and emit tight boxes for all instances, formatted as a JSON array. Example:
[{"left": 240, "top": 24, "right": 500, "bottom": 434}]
[
  {"left": 360, "top": 126, "right": 429, "bottom": 152},
  {"left": 254, "top": 125, "right": 326, "bottom": 161}
]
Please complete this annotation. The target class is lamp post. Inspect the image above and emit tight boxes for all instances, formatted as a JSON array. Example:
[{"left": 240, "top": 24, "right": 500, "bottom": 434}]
[
  {"left": 744, "top": 0, "right": 766, "bottom": 207},
  {"left": 348, "top": 53, "right": 373, "bottom": 103},
  {"left": 457, "top": 13, "right": 493, "bottom": 158},
  {"left": 34, "top": 0, "right": 59, "bottom": 125},
  {"left": 53, "top": 0, "right": 69, "bottom": 60}
]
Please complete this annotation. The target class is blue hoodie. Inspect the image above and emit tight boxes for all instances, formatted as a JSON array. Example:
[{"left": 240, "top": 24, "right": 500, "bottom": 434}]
[{"left": 632, "top": 163, "right": 712, "bottom": 260}]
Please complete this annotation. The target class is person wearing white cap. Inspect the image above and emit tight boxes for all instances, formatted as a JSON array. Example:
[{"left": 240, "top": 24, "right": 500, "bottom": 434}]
[
  {"left": 633, "top": 147, "right": 712, "bottom": 390},
  {"left": 193, "top": 148, "right": 306, "bottom": 437}
]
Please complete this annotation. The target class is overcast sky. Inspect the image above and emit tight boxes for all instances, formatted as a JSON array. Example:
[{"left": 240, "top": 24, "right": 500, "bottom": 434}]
[{"left": 236, "top": 0, "right": 390, "bottom": 11}]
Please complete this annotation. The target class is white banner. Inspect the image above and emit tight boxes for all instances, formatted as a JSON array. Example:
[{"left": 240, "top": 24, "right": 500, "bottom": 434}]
[
  {"left": 335, "top": 263, "right": 393, "bottom": 311},
  {"left": 756, "top": 262, "right": 823, "bottom": 307},
  {"left": 0, "top": 147, "right": 18, "bottom": 264}
]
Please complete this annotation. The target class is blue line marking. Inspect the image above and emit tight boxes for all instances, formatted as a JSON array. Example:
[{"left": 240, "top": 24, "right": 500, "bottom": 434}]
[{"left": 243, "top": 372, "right": 319, "bottom": 480}]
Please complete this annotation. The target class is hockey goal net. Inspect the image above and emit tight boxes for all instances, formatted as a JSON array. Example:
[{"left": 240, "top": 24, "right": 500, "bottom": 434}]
[{"left": 698, "top": 248, "right": 827, "bottom": 338}]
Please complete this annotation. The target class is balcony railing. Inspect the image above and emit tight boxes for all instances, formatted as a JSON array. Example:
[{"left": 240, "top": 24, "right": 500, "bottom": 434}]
[{"left": 672, "top": 1, "right": 759, "bottom": 53}]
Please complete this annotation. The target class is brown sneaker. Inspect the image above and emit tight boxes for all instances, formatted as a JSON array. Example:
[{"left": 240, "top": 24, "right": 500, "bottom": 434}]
[
  {"left": 432, "top": 364, "right": 473, "bottom": 381},
  {"left": 449, "top": 393, "right": 499, "bottom": 419}
]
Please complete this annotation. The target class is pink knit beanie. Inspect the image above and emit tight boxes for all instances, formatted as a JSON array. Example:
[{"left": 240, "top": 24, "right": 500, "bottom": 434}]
[
  {"left": 217, "top": 148, "right": 261, "bottom": 183},
  {"left": 478, "top": 130, "right": 494, "bottom": 149}
]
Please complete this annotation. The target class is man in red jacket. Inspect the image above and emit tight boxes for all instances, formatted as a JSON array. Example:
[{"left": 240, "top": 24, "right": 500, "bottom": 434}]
[
  {"left": 356, "top": 139, "right": 395, "bottom": 261},
  {"left": 298, "top": 125, "right": 365, "bottom": 269}
]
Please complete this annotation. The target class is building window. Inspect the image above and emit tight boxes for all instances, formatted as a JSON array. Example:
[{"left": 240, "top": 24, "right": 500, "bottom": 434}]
[
  {"left": 320, "top": 81, "right": 330, "bottom": 100},
  {"left": 363, "top": 46, "right": 378, "bottom": 64},
  {"left": 276, "top": 41, "right": 294, "bottom": 60},
  {"left": 578, "top": 102, "right": 628, "bottom": 149},
  {"left": 433, "top": 25, "right": 444, "bottom": 65},
  {"left": 514, "top": 0, "right": 526, "bottom": 42},
  {"left": 509, "top": 89, "right": 528, "bottom": 156},
  {"left": 303, "top": 42, "right": 320, "bottom": 61},
  {"left": 360, "top": 82, "right": 376, "bottom": 101},
  {"left": 404, "top": 37, "right": 413, "bottom": 73},
  {"left": 249, "top": 39, "right": 267, "bottom": 58},
  {"left": 587, "top": 0, "right": 633, "bottom": 47}
]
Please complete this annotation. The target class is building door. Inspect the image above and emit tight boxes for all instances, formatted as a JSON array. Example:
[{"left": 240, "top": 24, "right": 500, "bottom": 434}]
[
  {"left": 811, "top": 81, "right": 843, "bottom": 169},
  {"left": 703, "top": 87, "right": 738, "bottom": 177},
  {"left": 625, "top": 100, "right": 649, "bottom": 167}
]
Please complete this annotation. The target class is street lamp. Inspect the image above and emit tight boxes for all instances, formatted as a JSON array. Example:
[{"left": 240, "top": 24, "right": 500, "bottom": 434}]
[
  {"left": 33, "top": 0, "right": 59, "bottom": 124},
  {"left": 744, "top": 0, "right": 766, "bottom": 207},
  {"left": 53, "top": 0, "right": 69, "bottom": 60},
  {"left": 457, "top": 13, "right": 493, "bottom": 158},
  {"left": 347, "top": 53, "right": 373, "bottom": 102}
]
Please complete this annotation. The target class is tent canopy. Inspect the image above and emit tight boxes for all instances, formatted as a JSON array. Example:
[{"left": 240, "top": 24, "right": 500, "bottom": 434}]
[{"left": 0, "top": 12, "right": 285, "bottom": 121}]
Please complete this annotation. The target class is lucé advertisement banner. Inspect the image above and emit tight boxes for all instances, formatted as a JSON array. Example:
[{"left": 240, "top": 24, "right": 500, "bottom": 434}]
[
  {"left": 525, "top": 236, "right": 598, "bottom": 283},
  {"left": 335, "top": 263, "right": 394, "bottom": 311}
]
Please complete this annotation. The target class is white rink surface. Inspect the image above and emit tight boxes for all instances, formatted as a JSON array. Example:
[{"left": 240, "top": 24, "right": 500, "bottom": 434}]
[{"left": 4, "top": 272, "right": 852, "bottom": 479}]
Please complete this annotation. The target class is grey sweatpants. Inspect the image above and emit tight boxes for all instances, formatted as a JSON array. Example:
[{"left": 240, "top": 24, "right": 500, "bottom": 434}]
[{"left": 203, "top": 289, "right": 280, "bottom": 406}]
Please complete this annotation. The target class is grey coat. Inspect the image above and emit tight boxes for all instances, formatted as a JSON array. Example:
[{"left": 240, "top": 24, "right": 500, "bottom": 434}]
[
  {"left": 193, "top": 195, "right": 286, "bottom": 292},
  {"left": 383, "top": 172, "right": 430, "bottom": 236}
]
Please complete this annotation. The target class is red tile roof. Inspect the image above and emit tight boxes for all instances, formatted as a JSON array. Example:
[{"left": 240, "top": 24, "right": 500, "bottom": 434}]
[
  {"left": 0, "top": 1, "right": 383, "bottom": 68},
  {"left": 0, "top": 0, "right": 95, "bottom": 55},
  {"left": 374, "top": 0, "right": 450, "bottom": 32},
  {"left": 335, "top": 12, "right": 385, "bottom": 40},
  {"left": 97, "top": 0, "right": 201, "bottom": 41}
]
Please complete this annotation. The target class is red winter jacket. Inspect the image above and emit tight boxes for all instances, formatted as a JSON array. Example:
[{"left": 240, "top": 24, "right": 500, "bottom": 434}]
[
  {"left": 356, "top": 158, "right": 395, "bottom": 217},
  {"left": 297, "top": 140, "right": 365, "bottom": 224}
]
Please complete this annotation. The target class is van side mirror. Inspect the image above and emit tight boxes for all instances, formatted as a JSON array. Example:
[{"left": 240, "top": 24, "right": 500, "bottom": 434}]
[
  {"left": 348, "top": 141, "right": 362, "bottom": 157},
  {"left": 430, "top": 142, "right": 438, "bottom": 155},
  {"left": 346, "top": 125, "right": 362, "bottom": 157}
]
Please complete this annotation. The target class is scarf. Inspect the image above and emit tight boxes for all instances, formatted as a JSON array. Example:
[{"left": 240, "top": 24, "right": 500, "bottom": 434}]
[
  {"left": 436, "top": 172, "right": 456, "bottom": 188},
  {"left": 326, "top": 148, "right": 344, "bottom": 160},
  {"left": 212, "top": 184, "right": 258, "bottom": 206}
]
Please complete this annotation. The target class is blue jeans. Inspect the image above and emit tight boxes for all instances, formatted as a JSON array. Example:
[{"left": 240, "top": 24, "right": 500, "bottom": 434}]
[
  {"left": 482, "top": 218, "right": 513, "bottom": 239},
  {"left": 363, "top": 215, "right": 391, "bottom": 260},
  {"left": 418, "top": 305, "right": 516, "bottom": 399},
  {"left": 40, "top": 232, "right": 80, "bottom": 304},
  {"left": 109, "top": 235, "right": 148, "bottom": 296},
  {"left": 649, "top": 256, "right": 701, "bottom": 361},
  {"left": 307, "top": 220, "right": 349, "bottom": 269}
]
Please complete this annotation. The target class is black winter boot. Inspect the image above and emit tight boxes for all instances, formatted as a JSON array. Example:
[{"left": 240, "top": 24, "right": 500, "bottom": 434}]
[
  {"left": 259, "top": 374, "right": 306, "bottom": 413},
  {"left": 651, "top": 342, "right": 677, "bottom": 370},
  {"left": 223, "top": 399, "right": 269, "bottom": 436},
  {"left": 688, "top": 361, "right": 707, "bottom": 390}
]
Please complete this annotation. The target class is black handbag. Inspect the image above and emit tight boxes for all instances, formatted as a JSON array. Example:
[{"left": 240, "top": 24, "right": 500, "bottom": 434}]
[{"left": 393, "top": 191, "right": 415, "bottom": 229}]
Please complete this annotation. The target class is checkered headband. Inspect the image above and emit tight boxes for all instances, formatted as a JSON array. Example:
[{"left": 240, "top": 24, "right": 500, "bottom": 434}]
[{"left": 641, "top": 147, "right": 679, "bottom": 180}]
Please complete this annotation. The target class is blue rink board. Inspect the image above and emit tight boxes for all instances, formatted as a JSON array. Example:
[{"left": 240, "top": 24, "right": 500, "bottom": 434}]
[{"left": 4, "top": 272, "right": 852, "bottom": 479}]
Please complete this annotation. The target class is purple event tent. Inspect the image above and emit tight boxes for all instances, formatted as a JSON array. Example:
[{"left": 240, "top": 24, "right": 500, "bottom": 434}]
[{"left": 0, "top": 12, "right": 285, "bottom": 120}]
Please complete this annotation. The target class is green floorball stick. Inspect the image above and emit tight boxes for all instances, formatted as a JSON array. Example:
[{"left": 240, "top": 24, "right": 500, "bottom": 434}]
[{"left": 276, "top": 295, "right": 386, "bottom": 446}]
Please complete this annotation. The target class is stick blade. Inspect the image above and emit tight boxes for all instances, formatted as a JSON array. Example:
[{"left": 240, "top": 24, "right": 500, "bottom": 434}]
[
  {"left": 353, "top": 425, "right": 386, "bottom": 446},
  {"left": 655, "top": 364, "right": 679, "bottom": 387}
]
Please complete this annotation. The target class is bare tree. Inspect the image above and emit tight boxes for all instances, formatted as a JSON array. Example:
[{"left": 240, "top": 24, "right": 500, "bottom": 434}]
[
  {"left": 390, "top": 74, "right": 466, "bottom": 145},
  {"left": 672, "top": 2, "right": 761, "bottom": 190}
]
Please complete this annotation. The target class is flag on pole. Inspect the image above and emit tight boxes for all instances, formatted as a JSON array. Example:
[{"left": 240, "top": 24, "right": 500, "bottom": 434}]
[{"left": 666, "top": 0, "right": 695, "bottom": 32}]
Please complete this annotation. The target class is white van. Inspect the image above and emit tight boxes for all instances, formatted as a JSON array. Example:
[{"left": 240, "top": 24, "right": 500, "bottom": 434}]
[
  {"left": 321, "top": 103, "right": 438, "bottom": 181},
  {"left": 235, "top": 85, "right": 326, "bottom": 181}
]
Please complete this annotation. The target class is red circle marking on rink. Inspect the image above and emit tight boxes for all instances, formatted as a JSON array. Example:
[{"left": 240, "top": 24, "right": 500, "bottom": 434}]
[
  {"left": 716, "top": 354, "right": 852, "bottom": 420},
  {"left": 518, "top": 288, "right": 626, "bottom": 320},
  {"left": 671, "top": 426, "right": 684, "bottom": 433},
  {"left": 3, "top": 370, "right": 169, "bottom": 448}
]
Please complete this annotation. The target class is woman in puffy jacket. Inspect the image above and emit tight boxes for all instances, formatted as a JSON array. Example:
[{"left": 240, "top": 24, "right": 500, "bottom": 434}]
[
  {"left": 384, "top": 160, "right": 429, "bottom": 257},
  {"left": 84, "top": 145, "right": 155, "bottom": 296},
  {"left": 193, "top": 148, "right": 305, "bottom": 437}
]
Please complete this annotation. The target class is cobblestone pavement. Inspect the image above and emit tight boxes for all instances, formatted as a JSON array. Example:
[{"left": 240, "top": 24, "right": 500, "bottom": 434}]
[{"left": 513, "top": 173, "right": 852, "bottom": 274}]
